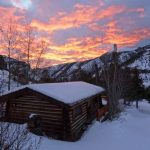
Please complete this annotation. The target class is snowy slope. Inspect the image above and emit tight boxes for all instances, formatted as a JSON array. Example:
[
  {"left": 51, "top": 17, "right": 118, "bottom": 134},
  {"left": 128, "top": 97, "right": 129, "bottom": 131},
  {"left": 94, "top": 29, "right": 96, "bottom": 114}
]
[
  {"left": 127, "top": 47, "right": 150, "bottom": 87},
  {"left": 1, "top": 45, "right": 150, "bottom": 88},
  {"left": 38, "top": 100, "right": 150, "bottom": 150},
  {"left": 32, "top": 45, "right": 150, "bottom": 88},
  {"left": 128, "top": 49, "right": 150, "bottom": 70},
  {"left": 140, "top": 73, "right": 150, "bottom": 88},
  {"left": 0, "top": 69, "right": 20, "bottom": 95}
]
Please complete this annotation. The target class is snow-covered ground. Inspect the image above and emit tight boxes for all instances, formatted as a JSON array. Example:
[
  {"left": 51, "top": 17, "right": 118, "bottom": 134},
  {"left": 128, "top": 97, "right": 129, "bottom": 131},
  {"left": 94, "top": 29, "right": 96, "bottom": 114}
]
[
  {"left": 39, "top": 100, "right": 150, "bottom": 150},
  {"left": 128, "top": 50, "right": 150, "bottom": 70},
  {"left": 1, "top": 69, "right": 150, "bottom": 149},
  {"left": 0, "top": 70, "right": 20, "bottom": 95},
  {"left": 140, "top": 73, "right": 150, "bottom": 88}
]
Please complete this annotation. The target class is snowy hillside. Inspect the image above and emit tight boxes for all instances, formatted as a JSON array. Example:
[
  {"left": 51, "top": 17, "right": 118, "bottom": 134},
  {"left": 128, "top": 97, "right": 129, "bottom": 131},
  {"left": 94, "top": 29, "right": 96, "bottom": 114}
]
[
  {"left": 32, "top": 45, "right": 150, "bottom": 88},
  {"left": 0, "top": 55, "right": 29, "bottom": 84},
  {"left": 128, "top": 48, "right": 150, "bottom": 70},
  {"left": 0, "top": 69, "right": 20, "bottom": 95},
  {"left": 140, "top": 73, "right": 150, "bottom": 88},
  {"left": 1, "top": 45, "right": 150, "bottom": 87},
  {"left": 36, "top": 100, "right": 150, "bottom": 150}
]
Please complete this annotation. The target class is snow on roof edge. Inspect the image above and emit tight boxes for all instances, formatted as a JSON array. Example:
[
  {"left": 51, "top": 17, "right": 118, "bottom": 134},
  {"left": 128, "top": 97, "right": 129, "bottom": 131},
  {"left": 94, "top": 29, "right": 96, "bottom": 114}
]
[{"left": 1, "top": 81, "right": 104, "bottom": 104}]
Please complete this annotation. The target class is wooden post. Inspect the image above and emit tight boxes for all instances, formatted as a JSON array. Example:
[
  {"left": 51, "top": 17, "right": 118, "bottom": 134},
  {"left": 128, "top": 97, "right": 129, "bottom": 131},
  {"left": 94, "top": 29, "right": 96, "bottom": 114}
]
[{"left": 136, "top": 100, "right": 139, "bottom": 109}]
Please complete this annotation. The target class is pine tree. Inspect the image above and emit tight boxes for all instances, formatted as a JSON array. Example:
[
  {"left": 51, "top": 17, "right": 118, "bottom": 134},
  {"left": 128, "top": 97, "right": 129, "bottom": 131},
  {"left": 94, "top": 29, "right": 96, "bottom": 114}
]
[{"left": 128, "top": 68, "right": 145, "bottom": 108}]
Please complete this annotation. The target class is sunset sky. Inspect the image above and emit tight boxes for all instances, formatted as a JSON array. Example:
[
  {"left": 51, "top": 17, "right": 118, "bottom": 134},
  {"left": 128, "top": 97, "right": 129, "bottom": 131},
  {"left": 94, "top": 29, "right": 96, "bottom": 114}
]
[{"left": 0, "top": 0, "right": 150, "bottom": 66}]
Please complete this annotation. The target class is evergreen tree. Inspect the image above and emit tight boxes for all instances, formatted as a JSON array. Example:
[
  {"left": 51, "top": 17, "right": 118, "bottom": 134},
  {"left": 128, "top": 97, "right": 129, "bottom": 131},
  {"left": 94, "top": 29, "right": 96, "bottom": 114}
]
[
  {"left": 127, "top": 68, "right": 145, "bottom": 108},
  {"left": 145, "top": 87, "right": 150, "bottom": 102}
]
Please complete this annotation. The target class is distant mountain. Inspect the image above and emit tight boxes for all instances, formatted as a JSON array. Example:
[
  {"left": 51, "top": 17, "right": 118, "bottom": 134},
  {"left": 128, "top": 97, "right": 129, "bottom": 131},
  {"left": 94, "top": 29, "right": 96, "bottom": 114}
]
[
  {"left": 32, "top": 45, "right": 150, "bottom": 88},
  {"left": 1, "top": 44, "right": 150, "bottom": 88}
]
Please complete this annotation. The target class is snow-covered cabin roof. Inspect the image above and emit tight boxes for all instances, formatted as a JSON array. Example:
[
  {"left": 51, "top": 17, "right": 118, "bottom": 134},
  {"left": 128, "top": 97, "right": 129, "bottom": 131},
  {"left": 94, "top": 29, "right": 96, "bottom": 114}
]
[{"left": 2, "top": 82, "right": 104, "bottom": 104}]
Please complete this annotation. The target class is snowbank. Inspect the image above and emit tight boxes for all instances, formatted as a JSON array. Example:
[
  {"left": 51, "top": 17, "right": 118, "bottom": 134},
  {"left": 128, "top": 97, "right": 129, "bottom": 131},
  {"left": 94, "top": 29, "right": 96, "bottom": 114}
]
[{"left": 1, "top": 100, "right": 150, "bottom": 150}]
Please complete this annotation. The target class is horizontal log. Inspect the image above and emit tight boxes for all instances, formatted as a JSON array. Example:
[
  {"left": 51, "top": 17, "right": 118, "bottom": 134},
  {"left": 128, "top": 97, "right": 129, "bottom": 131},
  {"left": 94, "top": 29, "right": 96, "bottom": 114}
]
[
  {"left": 69, "top": 111, "right": 87, "bottom": 123},
  {"left": 71, "top": 115, "right": 87, "bottom": 128},
  {"left": 70, "top": 101, "right": 88, "bottom": 109},
  {"left": 71, "top": 122, "right": 86, "bottom": 133},
  {"left": 42, "top": 124, "right": 63, "bottom": 129},
  {"left": 43, "top": 128, "right": 63, "bottom": 134},
  {"left": 12, "top": 96, "right": 58, "bottom": 103},
  {"left": 8, "top": 114, "right": 64, "bottom": 123},
  {"left": 9, "top": 98, "right": 59, "bottom": 107},
  {"left": 71, "top": 117, "right": 87, "bottom": 132},
  {"left": 40, "top": 117, "right": 63, "bottom": 122},
  {"left": 9, "top": 111, "right": 63, "bottom": 119},
  {"left": 9, "top": 106, "right": 63, "bottom": 114},
  {"left": 13, "top": 104, "right": 62, "bottom": 111},
  {"left": 41, "top": 121, "right": 63, "bottom": 126},
  {"left": 9, "top": 108, "right": 62, "bottom": 115},
  {"left": 70, "top": 109, "right": 87, "bottom": 120},
  {"left": 12, "top": 97, "right": 51, "bottom": 102}
]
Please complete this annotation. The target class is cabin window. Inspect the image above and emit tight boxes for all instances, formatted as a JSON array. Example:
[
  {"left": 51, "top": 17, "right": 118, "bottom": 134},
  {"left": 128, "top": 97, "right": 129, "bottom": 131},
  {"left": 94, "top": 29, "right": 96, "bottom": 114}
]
[{"left": 73, "top": 106, "right": 82, "bottom": 118}]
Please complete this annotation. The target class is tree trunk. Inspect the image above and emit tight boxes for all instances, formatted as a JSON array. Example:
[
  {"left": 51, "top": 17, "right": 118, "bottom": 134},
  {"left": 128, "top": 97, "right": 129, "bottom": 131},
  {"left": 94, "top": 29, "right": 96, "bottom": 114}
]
[
  {"left": 136, "top": 100, "right": 139, "bottom": 109},
  {"left": 8, "top": 48, "right": 11, "bottom": 91}
]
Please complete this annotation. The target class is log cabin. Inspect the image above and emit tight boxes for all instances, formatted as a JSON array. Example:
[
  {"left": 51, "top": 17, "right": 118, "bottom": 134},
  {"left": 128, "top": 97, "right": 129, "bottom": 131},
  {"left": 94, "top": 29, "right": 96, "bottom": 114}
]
[{"left": 0, "top": 81, "right": 104, "bottom": 141}]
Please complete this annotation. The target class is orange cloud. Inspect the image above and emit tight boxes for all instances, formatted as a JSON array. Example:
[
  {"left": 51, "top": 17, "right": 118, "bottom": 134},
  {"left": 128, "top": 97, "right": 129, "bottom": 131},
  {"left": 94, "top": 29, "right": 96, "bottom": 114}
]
[
  {"left": 103, "top": 21, "right": 150, "bottom": 47},
  {"left": 0, "top": 6, "right": 25, "bottom": 23},
  {"left": 30, "top": 3, "right": 145, "bottom": 36},
  {"left": 41, "top": 36, "right": 107, "bottom": 66},
  {"left": 0, "top": 3, "right": 149, "bottom": 67},
  {"left": 129, "top": 7, "right": 145, "bottom": 17},
  {"left": 30, "top": 4, "right": 127, "bottom": 33},
  {"left": 49, "top": 37, "right": 102, "bottom": 52},
  {"left": 30, "top": 4, "right": 96, "bottom": 33}
]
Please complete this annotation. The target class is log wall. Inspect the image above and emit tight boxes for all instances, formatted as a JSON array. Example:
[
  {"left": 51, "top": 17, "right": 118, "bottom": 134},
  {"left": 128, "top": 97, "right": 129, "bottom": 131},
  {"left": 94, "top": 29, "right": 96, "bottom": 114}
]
[
  {"left": 66, "top": 95, "right": 99, "bottom": 141},
  {"left": 6, "top": 94, "right": 65, "bottom": 139},
  {"left": 3, "top": 88, "right": 101, "bottom": 141}
]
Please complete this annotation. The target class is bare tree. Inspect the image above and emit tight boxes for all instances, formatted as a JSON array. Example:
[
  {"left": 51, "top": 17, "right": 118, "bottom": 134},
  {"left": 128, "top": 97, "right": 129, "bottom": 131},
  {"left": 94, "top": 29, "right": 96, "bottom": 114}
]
[
  {"left": 0, "top": 19, "right": 21, "bottom": 91},
  {"left": 34, "top": 39, "right": 48, "bottom": 69},
  {"left": 0, "top": 122, "right": 42, "bottom": 150},
  {"left": 28, "top": 39, "right": 49, "bottom": 83},
  {"left": 100, "top": 44, "right": 132, "bottom": 119},
  {"left": 21, "top": 24, "right": 48, "bottom": 83},
  {"left": 0, "top": 72, "right": 5, "bottom": 96},
  {"left": 22, "top": 23, "right": 35, "bottom": 65},
  {"left": 0, "top": 20, "right": 49, "bottom": 85},
  {"left": 18, "top": 23, "right": 35, "bottom": 83}
]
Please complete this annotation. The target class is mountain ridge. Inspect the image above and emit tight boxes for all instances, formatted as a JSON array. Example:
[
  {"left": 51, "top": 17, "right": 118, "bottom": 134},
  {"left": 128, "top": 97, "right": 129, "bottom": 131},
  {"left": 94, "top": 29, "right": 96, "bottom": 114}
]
[
  {"left": 0, "top": 44, "right": 150, "bottom": 87},
  {"left": 32, "top": 44, "right": 150, "bottom": 87}
]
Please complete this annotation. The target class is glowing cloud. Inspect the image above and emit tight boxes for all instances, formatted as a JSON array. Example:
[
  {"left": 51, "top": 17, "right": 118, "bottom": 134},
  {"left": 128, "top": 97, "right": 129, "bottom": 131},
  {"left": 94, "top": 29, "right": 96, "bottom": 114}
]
[
  {"left": 0, "top": 0, "right": 150, "bottom": 67},
  {"left": 11, "top": 0, "right": 32, "bottom": 9}
]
